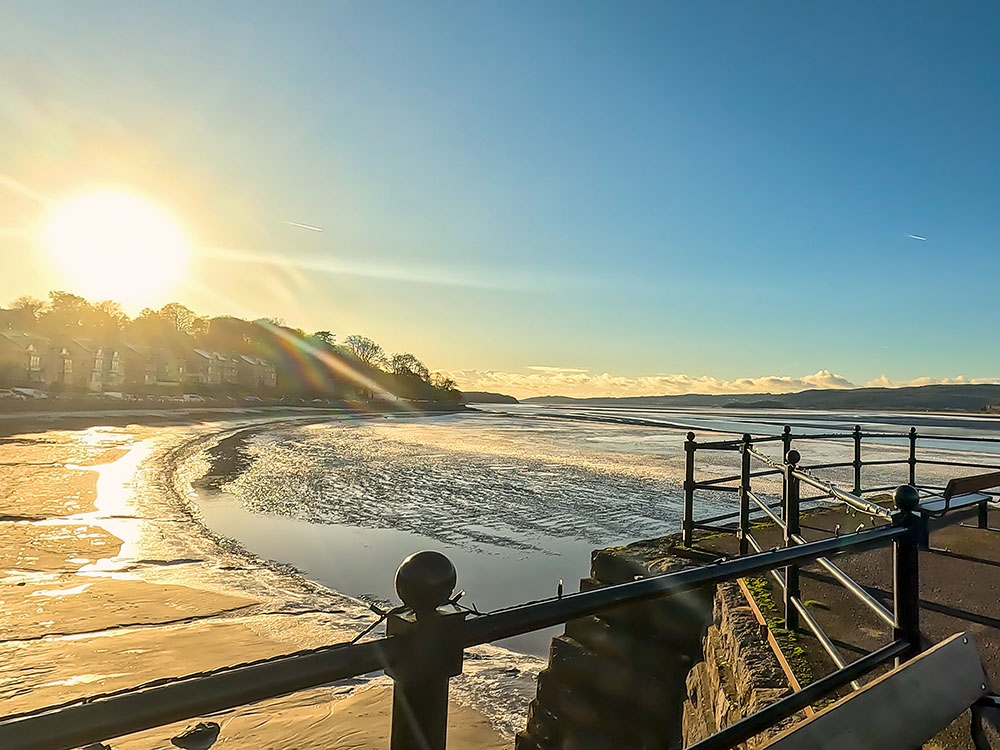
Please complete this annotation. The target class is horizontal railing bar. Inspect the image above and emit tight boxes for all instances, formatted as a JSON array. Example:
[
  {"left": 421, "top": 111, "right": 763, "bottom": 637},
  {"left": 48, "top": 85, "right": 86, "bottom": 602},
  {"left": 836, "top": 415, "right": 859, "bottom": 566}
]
[
  {"left": 911, "top": 433, "right": 1000, "bottom": 444},
  {"left": 692, "top": 522, "right": 739, "bottom": 533},
  {"left": 709, "top": 430, "right": 1000, "bottom": 444},
  {"left": 800, "top": 493, "right": 835, "bottom": 503},
  {"left": 789, "top": 534, "right": 895, "bottom": 627},
  {"left": 861, "top": 459, "right": 911, "bottom": 467},
  {"left": 862, "top": 484, "right": 906, "bottom": 493},
  {"left": 703, "top": 430, "right": 1000, "bottom": 445},
  {"left": 749, "top": 467, "right": 784, "bottom": 479},
  {"left": 789, "top": 597, "right": 863, "bottom": 691},
  {"left": 695, "top": 499, "right": 795, "bottom": 527},
  {"left": 688, "top": 639, "right": 908, "bottom": 750},
  {"left": 792, "top": 468, "right": 893, "bottom": 519},
  {"left": 799, "top": 461, "right": 855, "bottom": 471},
  {"left": 695, "top": 473, "right": 742, "bottom": 487},
  {"left": 694, "top": 508, "right": 742, "bottom": 524},
  {"left": 781, "top": 432, "right": 858, "bottom": 441},
  {"left": 918, "top": 459, "right": 1000, "bottom": 471},
  {"left": 0, "top": 637, "right": 394, "bottom": 750},
  {"left": 463, "top": 523, "right": 906, "bottom": 646},
  {"left": 694, "top": 483, "right": 740, "bottom": 493},
  {"left": 694, "top": 439, "right": 743, "bottom": 450}
]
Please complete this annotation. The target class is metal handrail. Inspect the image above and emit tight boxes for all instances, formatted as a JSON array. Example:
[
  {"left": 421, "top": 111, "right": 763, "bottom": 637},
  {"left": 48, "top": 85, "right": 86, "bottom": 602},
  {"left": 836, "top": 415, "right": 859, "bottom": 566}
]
[
  {"left": 0, "top": 637, "right": 395, "bottom": 750},
  {"left": 744, "top": 444, "right": 785, "bottom": 471},
  {"left": 748, "top": 489, "right": 784, "bottom": 526},
  {"left": 789, "top": 596, "right": 862, "bottom": 691},
  {"left": 462, "top": 523, "right": 905, "bottom": 646},
  {"left": 791, "top": 467, "right": 892, "bottom": 519},
  {"left": 789, "top": 533, "right": 894, "bottom": 627}
]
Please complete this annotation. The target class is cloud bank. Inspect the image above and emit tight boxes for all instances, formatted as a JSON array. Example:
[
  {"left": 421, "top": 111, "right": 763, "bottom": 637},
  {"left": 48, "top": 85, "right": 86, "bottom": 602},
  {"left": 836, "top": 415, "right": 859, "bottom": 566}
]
[
  {"left": 865, "top": 375, "right": 1000, "bottom": 389},
  {"left": 443, "top": 367, "right": 1000, "bottom": 399},
  {"left": 444, "top": 367, "right": 856, "bottom": 399}
]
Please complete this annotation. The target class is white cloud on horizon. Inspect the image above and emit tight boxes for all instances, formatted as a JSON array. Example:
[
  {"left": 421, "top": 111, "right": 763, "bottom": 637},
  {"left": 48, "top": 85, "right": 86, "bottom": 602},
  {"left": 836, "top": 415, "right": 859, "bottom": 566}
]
[
  {"left": 442, "top": 367, "right": 857, "bottom": 399},
  {"left": 444, "top": 368, "right": 1000, "bottom": 399},
  {"left": 866, "top": 375, "right": 1000, "bottom": 388}
]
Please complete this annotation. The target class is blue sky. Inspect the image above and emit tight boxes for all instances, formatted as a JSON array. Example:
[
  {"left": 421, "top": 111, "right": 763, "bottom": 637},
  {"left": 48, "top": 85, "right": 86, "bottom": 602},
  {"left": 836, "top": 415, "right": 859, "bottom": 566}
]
[{"left": 1, "top": 2, "right": 998, "bottom": 396}]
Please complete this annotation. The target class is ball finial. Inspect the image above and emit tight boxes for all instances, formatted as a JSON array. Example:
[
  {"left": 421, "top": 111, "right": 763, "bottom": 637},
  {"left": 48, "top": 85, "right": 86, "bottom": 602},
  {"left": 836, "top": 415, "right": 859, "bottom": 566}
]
[
  {"left": 785, "top": 449, "right": 801, "bottom": 466},
  {"left": 783, "top": 425, "right": 791, "bottom": 434},
  {"left": 894, "top": 485, "right": 920, "bottom": 513},
  {"left": 742, "top": 433, "right": 752, "bottom": 443},
  {"left": 853, "top": 424, "right": 861, "bottom": 432},
  {"left": 394, "top": 550, "right": 456, "bottom": 615},
  {"left": 909, "top": 426, "right": 917, "bottom": 435},
  {"left": 686, "top": 432, "right": 696, "bottom": 442}
]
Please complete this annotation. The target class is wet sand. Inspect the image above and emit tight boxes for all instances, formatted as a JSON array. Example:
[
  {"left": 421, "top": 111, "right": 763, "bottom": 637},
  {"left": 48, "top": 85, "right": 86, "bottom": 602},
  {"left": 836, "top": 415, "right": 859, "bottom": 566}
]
[{"left": 0, "top": 417, "right": 511, "bottom": 748}]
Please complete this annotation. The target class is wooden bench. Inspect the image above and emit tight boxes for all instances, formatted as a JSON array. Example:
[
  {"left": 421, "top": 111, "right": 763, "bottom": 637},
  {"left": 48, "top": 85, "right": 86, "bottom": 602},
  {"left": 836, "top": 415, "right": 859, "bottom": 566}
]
[
  {"left": 918, "top": 471, "right": 1000, "bottom": 541},
  {"left": 761, "top": 632, "right": 999, "bottom": 749}
]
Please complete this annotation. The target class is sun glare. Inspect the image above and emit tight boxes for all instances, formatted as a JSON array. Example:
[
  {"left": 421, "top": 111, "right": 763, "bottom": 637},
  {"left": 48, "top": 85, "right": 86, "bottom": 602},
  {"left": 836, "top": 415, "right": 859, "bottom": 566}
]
[{"left": 43, "top": 190, "right": 191, "bottom": 304}]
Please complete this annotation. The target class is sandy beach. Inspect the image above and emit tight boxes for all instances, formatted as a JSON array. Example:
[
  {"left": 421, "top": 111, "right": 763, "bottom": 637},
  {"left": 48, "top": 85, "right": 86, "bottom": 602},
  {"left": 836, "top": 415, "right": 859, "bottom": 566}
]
[{"left": 0, "top": 413, "right": 523, "bottom": 749}]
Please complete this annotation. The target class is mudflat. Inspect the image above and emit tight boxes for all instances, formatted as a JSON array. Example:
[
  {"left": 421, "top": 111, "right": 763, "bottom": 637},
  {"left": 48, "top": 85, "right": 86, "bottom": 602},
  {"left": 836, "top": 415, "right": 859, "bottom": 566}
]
[{"left": 0, "top": 419, "right": 508, "bottom": 749}]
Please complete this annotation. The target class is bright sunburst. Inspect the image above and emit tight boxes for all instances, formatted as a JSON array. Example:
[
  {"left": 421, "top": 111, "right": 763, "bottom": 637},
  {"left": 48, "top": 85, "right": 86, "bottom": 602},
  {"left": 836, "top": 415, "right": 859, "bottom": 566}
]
[{"left": 43, "top": 190, "right": 191, "bottom": 303}]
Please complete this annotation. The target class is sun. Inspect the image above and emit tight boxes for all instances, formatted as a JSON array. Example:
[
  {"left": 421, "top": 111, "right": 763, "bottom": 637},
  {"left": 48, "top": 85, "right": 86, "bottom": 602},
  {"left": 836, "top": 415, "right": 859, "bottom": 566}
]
[{"left": 43, "top": 190, "right": 191, "bottom": 304}]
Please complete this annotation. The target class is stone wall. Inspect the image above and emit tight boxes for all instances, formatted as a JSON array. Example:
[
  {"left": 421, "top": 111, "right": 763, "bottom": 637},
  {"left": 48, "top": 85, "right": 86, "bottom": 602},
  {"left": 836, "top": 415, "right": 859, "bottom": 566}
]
[
  {"left": 515, "top": 534, "right": 797, "bottom": 750},
  {"left": 682, "top": 581, "right": 800, "bottom": 748}
]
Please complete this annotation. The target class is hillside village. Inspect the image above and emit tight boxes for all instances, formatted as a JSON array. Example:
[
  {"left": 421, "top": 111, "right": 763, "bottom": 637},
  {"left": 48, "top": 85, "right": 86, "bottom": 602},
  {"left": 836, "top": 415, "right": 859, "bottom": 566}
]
[{"left": 0, "top": 292, "right": 461, "bottom": 406}]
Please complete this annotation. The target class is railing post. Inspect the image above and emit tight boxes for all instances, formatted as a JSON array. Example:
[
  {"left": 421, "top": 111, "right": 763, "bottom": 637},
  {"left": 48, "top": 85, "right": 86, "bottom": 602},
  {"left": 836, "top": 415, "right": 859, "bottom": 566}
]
[
  {"left": 683, "top": 431, "right": 696, "bottom": 546},
  {"left": 852, "top": 424, "right": 862, "bottom": 495},
  {"left": 781, "top": 424, "right": 792, "bottom": 459},
  {"left": 738, "top": 433, "right": 752, "bottom": 556},
  {"left": 387, "top": 551, "right": 466, "bottom": 750},
  {"left": 892, "top": 485, "right": 922, "bottom": 666},
  {"left": 907, "top": 427, "right": 917, "bottom": 486},
  {"left": 783, "top": 448, "right": 801, "bottom": 632}
]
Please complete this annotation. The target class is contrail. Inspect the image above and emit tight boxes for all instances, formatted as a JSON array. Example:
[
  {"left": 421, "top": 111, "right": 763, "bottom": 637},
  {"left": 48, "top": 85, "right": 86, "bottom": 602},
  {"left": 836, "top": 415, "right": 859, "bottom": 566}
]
[
  {"left": 287, "top": 221, "right": 324, "bottom": 232},
  {"left": 907, "top": 234, "right": 927, "bottom": 241}
]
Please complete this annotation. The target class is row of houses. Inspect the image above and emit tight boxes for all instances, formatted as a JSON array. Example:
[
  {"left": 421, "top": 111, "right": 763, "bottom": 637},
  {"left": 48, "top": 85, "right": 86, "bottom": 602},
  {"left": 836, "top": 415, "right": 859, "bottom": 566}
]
[{"left": 0, "top": 331, "right": 277, "bottom": 393}]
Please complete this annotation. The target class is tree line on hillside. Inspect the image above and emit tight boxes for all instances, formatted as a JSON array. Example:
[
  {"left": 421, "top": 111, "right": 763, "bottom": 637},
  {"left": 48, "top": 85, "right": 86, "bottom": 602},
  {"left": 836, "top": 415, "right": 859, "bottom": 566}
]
[{"left": 0, "top": 292, "right": 460, "bottom": 406}]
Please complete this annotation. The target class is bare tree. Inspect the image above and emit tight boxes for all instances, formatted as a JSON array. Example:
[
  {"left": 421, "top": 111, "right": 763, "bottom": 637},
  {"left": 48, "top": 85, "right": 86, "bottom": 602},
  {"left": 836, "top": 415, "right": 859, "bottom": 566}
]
[
  {"left": 344, "top": 335, "right": 385, "bottom": 367},
  {"left": 95, "top": 300, "right": 128, "bottom": 331},
  {"left": 430, "top": 372, "right": 456, "bottom": 391},
  {"left": 9, "top": 295, "right": 45, "bottom": 320},
  {"left": 312, "top": 330, "right": 336, "bottom": 346},
  {"left": 390, "top": 353, "right": 430, "bottom": 381},
  {"left": 159, "top": 302, "right": 204, "bottom": 334}
]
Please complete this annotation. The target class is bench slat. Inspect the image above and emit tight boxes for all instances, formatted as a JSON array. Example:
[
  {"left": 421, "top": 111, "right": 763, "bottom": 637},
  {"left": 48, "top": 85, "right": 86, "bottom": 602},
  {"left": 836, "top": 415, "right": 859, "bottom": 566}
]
[
  {"left": 761, "top": 633, "right": 986, "bottom": 750},
  {"left": 919, "top": 492, "right": 991, "bottom": 514},
  {"left": 945, "top": 471, "right": 1000, "bottom": 499}
]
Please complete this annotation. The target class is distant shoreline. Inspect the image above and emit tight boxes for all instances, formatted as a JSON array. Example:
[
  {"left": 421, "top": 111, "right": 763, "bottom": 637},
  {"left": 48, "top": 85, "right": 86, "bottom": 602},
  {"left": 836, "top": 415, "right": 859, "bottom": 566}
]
[
  {"left": 0, "top": 402, "right": 467, "bottom": 438},
  {"left": 521, "top": 383, "right": 1000, "bottom": 414}
]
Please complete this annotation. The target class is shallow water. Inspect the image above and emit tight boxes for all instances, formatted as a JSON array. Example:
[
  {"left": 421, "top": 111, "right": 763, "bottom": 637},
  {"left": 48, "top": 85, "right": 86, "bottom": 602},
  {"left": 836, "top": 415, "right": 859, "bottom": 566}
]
[{"left": 190, "top": 405, "right": 1000, "bottom": 656}]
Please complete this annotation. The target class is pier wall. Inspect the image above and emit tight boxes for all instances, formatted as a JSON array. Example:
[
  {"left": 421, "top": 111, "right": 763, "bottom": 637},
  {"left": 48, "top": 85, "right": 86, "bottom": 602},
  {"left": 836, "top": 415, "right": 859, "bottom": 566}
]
[{"left": 515, "top": 535, "right": 796, "bottom": 749}]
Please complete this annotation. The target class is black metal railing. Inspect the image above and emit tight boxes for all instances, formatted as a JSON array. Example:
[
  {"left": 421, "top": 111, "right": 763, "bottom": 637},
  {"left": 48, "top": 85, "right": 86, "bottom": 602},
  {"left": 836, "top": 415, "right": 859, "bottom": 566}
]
[
  {"left": 682, "top": 424, "right": 1000, "bottom": 548},
  {"left": 0, "top": 500, "right": 925, "bottom": 749},
  {"left": 681, "top": 424, "right": 999, "bottom": 705},
  {"left": 4, "top": 423, "right": 989, "bottom": 750}
]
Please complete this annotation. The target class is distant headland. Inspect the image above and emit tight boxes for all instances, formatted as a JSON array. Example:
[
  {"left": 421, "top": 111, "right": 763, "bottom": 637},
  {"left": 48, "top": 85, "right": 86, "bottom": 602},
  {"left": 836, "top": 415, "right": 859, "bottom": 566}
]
[{"left": 522, "top": 383, "right": 1000, "bottom": 414}]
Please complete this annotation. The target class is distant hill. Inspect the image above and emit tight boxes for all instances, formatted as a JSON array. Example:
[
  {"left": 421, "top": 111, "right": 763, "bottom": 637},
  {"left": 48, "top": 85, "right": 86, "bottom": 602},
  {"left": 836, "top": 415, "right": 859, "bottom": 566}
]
[
  {"left": 460, "top": 390, "right": 519, "bottom": 404},
  {"left": 524, "top": 384, "right": 1000, "bottom": 413}
]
